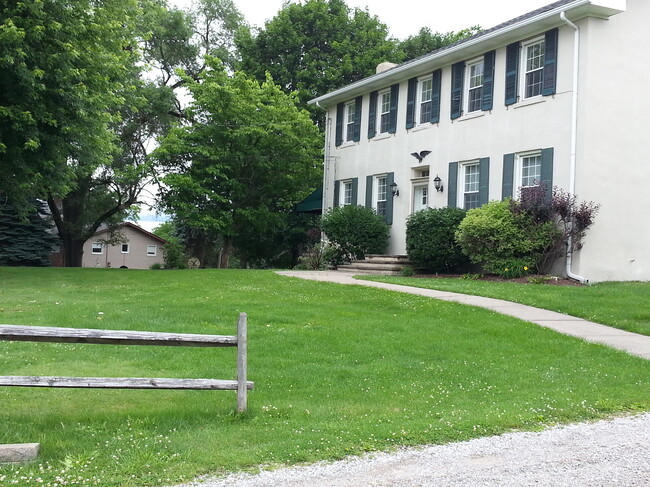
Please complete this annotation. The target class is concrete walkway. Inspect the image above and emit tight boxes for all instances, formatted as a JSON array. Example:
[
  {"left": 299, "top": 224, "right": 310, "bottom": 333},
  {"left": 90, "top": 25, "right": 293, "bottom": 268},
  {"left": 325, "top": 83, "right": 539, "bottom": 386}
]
[{"left": 277, "top": 270, "right": 650, "bottom": 361}]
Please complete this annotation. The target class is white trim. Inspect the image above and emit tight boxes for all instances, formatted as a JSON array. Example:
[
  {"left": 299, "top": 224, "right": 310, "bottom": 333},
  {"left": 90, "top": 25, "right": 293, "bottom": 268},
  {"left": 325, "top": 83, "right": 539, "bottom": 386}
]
[
  {"left": 416, "top": 75, "right": 433, "bottom": 126},
  {"left": 339, "top": 179, "right": 353, "bottom": 206},
  {"left": 121, "top": 243, "right": 130, "bottom": 254},
  {"left": 458, "top": 160, "right": 480, "bottom": 210},
  {"left": 464, "top": 57, "right": 485, "bottom": 114},
  {"left": 146, "top": 245, "right": 157, "bottom": 257},
  {"left": 377, "top": 89, "right": 391, "bottom": 134},
  {"left": 344, "top": 100, "right": 356, "bottom": 142},
  {"left": 514, "top": 150, "right": 543, "bottom": 192},
  {"left": 520, "top": 35, "right": 545, "bottom": 100},
  {"left": 91, "top": 242, "right": 103, "bottom": 255}
]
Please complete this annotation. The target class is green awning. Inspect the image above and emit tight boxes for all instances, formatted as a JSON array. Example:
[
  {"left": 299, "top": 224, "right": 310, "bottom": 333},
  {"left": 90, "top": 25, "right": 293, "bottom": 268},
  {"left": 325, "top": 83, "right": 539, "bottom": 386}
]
[{"left": 296, "top": 186, "right": 323, "bottom": 213}]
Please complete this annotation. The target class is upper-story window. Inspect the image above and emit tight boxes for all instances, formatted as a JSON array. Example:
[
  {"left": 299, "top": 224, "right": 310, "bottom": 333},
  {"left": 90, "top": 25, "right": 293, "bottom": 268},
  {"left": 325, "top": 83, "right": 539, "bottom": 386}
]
[
  {"left": 345, "top": 100, "right": 356, "bottom": 142},
  {"left": 466, "top": 59, "right": 484, "bottom": 113},
  {"left": 418, "top": 77, "right": 433, "bottom": 124},
  {"left": 335, "top": 96, "right": 361, "bottom": 146},
  {"left": 505, "top": 29, "right": 558, "bottom": 106},
  {"left": 369, "top": 84, "right": 398, "bottom": 138},
  {"left": 406, "top": 71, "right": 441, "bottom": 129},
  {"left": 522, "top": 37, "right": 545, "bottom": 99},
  {"left": 378, "top": 90, "right": 391, "bottom": 134}
]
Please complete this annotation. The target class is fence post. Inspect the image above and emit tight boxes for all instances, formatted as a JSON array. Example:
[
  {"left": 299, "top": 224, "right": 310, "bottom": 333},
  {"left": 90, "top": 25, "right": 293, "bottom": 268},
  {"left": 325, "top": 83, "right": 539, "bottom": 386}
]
[{"left": 236, "top": 313, "right": 248, "bottom": 413}]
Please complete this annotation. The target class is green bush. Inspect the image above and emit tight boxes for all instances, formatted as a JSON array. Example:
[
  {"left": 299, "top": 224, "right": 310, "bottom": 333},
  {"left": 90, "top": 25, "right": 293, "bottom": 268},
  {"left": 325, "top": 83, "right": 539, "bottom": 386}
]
[
  {"left": 455, "top": 200, "right": 558, "bottom": 275},
  {"left": 406, "top": 207, "right": 469, "bottom": 273},
  {"left": 320, "top": 205, "right": 389, "bottom": 264},
  {"left": 162, "top": 242, "right": 188, "bottom": 269}
]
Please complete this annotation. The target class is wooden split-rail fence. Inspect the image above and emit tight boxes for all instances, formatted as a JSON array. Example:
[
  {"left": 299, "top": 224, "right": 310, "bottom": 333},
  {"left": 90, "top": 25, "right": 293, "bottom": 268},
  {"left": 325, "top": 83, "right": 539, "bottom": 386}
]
[{"left": 0, "top": 313, "right": 253, "bottom": 413}]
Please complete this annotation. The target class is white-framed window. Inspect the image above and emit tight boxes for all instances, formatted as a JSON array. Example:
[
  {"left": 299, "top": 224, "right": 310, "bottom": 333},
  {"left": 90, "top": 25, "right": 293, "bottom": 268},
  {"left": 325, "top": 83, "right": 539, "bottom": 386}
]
[
  {"left": 121, "top": 243, "right": 129, "bottom": 254},
  {"left": 461, "top": 161, "right": 480, "bottom": 210},
  {"left": 91, "top": 242, "right": 103, "bottom": 255},
  {"left": 378, "top": 90, "right": 391, "bottom": 134},
  {"left": 146, "top": 245, "right": 157, "bottom": 257},
  {"left": 517, "top": 151, "right": 542, "bottom": 189},
  {"left": 340, "top": 180, "right": 353, "bottom": 206},
  {"left": 465, "top": 58, "right": 484, "bottom": 113},
  {"left": 344, "top": 100, "right": 356, "bottom": 142},
  {"left": 412, "top": 184, "right": 429, "bottom": 213},
  {"left": 374, "top": 175, "right": 388, "bottom": 216},
  {"left": 417, "top": 77, "right": 433, "bottom": 125},
  {"left": 521, "top": 37, "right": 545, "bottom": 99}
]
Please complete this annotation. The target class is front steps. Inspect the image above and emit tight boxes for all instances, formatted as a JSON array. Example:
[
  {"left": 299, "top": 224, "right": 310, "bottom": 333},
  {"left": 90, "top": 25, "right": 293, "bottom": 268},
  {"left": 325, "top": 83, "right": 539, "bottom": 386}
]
[{"left": 336, "top": 254, "right": 411, "bottom": 276}]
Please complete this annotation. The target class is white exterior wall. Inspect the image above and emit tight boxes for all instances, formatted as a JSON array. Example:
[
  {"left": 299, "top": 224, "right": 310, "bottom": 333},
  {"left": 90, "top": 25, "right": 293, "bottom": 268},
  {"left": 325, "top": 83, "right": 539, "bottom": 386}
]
[
  {"left": 572, "top": 0, "right": 650, "bottom": 281},
  {"left": 321, "top": 1, "right": 646, "bottom": 282},
  {"left": 82, "top": 226, "right": 165, "bottom": 269},
  {"left": 324, "top": 26, "right": 576, "bottom": 254}
]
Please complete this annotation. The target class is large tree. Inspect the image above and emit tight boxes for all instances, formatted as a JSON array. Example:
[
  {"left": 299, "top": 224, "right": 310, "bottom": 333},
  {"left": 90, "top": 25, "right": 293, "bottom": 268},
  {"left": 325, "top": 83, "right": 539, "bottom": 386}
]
[
  {"left": 236, "top": 0, "right": 400, "bottom": 125},
  {"left": 155, "top": 58, "right": 322, "bottom": 268},
  {"left": 0, "top": 0, "right": 140, "bottom": 210},
  {"left": 30, "top": 0, "right": 246, "bottom": 267}
]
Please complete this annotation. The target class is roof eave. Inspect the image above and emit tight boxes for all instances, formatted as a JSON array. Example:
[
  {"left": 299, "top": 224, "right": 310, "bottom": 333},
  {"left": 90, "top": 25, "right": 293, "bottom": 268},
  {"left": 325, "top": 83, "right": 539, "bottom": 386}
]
[{"left": 309, "top": 0, "right": 625, "bottom": 108}]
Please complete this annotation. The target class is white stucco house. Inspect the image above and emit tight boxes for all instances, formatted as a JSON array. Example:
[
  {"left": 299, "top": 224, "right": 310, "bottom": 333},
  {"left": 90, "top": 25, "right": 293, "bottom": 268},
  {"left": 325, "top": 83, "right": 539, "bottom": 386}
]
[
  {"left": 82, "top": 222, "right": 167, "bottom": 269},
  {"left": 309, "top": 0, "right": 648, "bottom": 282}
]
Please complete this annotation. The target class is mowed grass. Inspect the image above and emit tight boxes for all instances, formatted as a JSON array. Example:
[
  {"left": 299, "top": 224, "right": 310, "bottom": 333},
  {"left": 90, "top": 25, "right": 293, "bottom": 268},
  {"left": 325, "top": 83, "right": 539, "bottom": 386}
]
[
  {"left": 0, "top": 268, "right": 648, "bottom": 487},
  {"left": 360, "top": 276, "right": 650, "bottom": 336}
]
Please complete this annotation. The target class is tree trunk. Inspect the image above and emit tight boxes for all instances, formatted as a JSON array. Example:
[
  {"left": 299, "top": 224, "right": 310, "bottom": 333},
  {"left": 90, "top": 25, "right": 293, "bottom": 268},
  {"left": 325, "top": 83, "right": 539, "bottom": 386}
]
[
  {"left": 219, "top": 236, "right": 234, "bottom": 269},
  {"left": 62, "top": 237, "right": 86, "bottom": 267}
]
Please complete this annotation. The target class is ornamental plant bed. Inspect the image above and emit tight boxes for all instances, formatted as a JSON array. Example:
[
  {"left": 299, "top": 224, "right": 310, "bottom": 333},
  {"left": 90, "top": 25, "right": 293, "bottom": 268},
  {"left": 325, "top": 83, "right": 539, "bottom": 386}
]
[{"left": 414, "top": 273, "right": 584, "bottom": 286}]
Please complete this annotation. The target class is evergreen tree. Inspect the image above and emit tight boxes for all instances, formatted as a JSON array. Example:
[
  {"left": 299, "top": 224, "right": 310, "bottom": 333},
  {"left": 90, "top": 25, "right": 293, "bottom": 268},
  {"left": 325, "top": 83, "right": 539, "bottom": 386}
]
[{"left": 0, "top": 200, "right": 60, "bottom": 266}]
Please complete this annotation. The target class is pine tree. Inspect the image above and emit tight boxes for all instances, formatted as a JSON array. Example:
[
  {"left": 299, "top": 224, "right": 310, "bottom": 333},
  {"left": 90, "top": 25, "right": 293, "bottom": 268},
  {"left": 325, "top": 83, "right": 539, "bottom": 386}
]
[{"left": 0, "top": 200, "right": 61, "bottom": 266}]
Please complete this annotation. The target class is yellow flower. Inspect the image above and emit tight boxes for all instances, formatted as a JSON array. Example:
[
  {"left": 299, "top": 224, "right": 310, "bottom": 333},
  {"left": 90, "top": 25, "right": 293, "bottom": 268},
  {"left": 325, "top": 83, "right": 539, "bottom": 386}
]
[
  {"left": 505, "top": 268, "right": 509, "bottom": 271},
  {"left": 524, "top": 266, "right": 529, "bottom": 271}
]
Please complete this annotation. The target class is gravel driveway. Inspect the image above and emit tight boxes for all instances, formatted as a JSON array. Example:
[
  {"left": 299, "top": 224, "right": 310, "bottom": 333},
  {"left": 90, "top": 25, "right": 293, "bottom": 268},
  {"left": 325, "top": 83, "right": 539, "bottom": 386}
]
[{"left": 175, "top": 413, "right": 650, "bottom": 487}]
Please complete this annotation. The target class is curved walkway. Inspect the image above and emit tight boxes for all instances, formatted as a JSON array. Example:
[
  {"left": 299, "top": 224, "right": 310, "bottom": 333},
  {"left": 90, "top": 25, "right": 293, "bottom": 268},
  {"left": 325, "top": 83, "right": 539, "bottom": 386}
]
[{"left": 277, "top": 270, "right": 650, "bottom": 360}]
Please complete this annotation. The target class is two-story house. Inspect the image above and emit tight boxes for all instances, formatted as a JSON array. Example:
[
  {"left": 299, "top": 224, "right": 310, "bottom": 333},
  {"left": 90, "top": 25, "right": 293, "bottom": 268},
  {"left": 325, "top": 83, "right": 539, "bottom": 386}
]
[{"left": 309, "top": 0, "right": 647, "bottom": 283}]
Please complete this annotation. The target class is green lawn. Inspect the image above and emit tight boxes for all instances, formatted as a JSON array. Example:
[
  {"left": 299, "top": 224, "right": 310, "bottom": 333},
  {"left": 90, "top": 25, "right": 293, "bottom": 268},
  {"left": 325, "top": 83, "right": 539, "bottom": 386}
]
[
  {"left": 359, "top": 276, "right": 650, "bottom": 336},
  {"left": 0, "top": 268, "right": 648, "bottom": 487}
]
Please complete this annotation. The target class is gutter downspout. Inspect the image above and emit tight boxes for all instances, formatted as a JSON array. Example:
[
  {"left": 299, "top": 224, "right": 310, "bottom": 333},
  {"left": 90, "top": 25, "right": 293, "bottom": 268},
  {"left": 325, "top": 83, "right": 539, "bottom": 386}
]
[
  {"left": 315, "top": 100, "right": 332, "bottom": 224},
  {"left": 560, "top": 11, "right": 589, "bottom": 284}
]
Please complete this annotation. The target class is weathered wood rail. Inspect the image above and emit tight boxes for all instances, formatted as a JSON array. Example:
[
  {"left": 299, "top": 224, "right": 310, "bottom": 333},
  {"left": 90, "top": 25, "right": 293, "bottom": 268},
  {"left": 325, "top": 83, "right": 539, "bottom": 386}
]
[{"left": 0, "top": 313, "right": 253, "bottom": 412}]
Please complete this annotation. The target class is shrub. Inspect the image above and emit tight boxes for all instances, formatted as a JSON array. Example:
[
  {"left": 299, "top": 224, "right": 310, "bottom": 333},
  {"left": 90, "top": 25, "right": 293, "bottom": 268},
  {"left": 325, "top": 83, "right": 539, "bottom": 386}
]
[
  {"left": 295, "top": 242, "right": 331, "bottom": 270},
  {"left": 406, "top": 207, "right": 470, "bottom": 273},
  {"left": 320, "top": 205, "right": 389, "bottom": 264},
  {"left": 162, "top": 242, "right": 188, "bottom": 269},
  {"left": 455, "top": 200, "right": 537, "bottom": 274}
]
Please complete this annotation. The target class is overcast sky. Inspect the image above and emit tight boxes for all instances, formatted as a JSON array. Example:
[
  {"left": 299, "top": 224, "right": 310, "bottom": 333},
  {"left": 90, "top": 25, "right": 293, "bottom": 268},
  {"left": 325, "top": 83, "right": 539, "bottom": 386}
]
[{"left": 232, "top": 0, "right": 555, "bottom": 39}]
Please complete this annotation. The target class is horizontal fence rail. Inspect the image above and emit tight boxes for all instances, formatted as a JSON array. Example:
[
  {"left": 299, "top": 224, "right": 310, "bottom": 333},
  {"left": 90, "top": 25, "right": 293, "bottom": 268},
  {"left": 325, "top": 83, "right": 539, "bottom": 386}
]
[{"left": 0, "top": 313, "right": 253, "bottom": 412}]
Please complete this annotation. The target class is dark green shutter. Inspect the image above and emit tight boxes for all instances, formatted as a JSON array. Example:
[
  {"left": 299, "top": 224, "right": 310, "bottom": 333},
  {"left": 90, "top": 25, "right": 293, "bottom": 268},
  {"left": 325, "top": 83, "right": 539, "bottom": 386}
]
[
  {"left": 502, "top": 153, "right": 515, "bottom": 199},
  {"left": 542, "top": 28, "right": 558, "bottom": 96},
  {"left": 450, "top": 62, "right": 465, "bottom": 120},
  {"left": 353, "top": 96, "right": 362, "bottom": 142},
  {"left": 333, "top": 180, "right": 340, "bottom": 207},
  {"left": 540, "top": 148, "right": 554, "bottom": 200},
  {"left": 385, "top": 172, "right": 394, "bottom": 225},
  {"left": 368, "top": 91, "right": 377, "bottom": 139},
  {"left": 430, "top": 69, "right": 442, "bottom": 124},
  {"left": 479, "top": 157, "right": 490, "bottom": 206},
  {"left": 335, "top": 103, "right": 344, "bottom": 147},
  {"left": 482, "top": 50, "right": 496, "bottom": 111},
  {"left": 365, "top": 175, "right": 373, "bottom": 208},
  {"left": 505, "top": 42, "right": 520, "bottom": 106},
  {"left": 448, "top": 162, "right": 458, "bottom": 207},
  {"left": 388, "top": 83, "right": 399, "bottom": 133},
  {"left": 351, "top": 178, "right": 359, "bottom": 205},
  {"left": 406, "top": 77, "right": 417, "bottom": 129}
]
